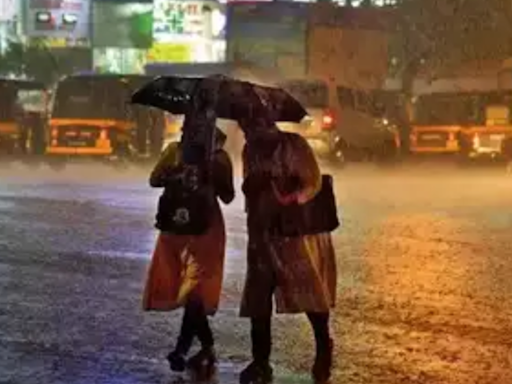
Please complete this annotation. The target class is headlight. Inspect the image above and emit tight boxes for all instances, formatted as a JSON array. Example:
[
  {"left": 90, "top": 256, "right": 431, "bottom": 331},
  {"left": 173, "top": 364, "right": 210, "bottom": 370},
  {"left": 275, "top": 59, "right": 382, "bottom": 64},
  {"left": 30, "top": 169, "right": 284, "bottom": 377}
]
[
  {"left": 472, "top": 134, "right": 480, "bottom": 148},
  {"left": 374, "top": 117, "right": 389, "bottom": 126}
]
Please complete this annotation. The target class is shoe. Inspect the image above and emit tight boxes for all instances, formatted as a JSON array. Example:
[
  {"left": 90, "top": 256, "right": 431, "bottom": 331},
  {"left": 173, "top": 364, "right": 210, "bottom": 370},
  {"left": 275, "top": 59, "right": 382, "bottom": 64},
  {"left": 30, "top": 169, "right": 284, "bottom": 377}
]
[
  {"left": 186, "top": 347, "right": 217, "bottom": 377},
  {"left": 239, "top": 360, "right": 273, "bottom": 384},
  {"left": 167, "top": 350, "right": 186, "bottom": 372},
  {"left": 312, "top": 338, "right": 333, "bottom": 383}
]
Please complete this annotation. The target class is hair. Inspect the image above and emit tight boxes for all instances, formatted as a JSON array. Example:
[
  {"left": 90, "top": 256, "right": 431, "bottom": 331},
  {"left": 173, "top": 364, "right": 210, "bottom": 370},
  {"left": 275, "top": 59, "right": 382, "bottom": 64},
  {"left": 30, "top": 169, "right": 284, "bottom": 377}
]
[
  {"left": 238, "top": 106, "right": 279, "bottom": 139},
  {"left": 215, "top": 127, "right": 227, "bottom": 148}
]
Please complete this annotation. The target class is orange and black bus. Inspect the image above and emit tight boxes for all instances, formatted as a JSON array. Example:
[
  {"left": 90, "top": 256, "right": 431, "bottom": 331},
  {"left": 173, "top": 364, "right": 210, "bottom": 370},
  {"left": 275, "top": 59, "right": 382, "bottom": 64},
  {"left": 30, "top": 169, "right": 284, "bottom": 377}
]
[
  {"left": 459, "top": 90, "right": 512, "bottom": 161},
  {"left": 46, "top": 74, "right": 164, "bottom": 159},
  {"left": 409, "top": 92, "right": 472, "bottom": 155},
  {"left": 410, "top": 90, "right": 512, "bottom": 160}
]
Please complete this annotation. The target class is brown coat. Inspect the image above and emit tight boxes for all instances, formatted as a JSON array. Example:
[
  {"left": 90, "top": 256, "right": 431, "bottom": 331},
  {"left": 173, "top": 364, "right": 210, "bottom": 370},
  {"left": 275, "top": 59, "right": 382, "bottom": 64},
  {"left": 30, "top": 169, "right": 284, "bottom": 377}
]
[{"left": 240, "top": 131, "right": 337, "bottom": 317}]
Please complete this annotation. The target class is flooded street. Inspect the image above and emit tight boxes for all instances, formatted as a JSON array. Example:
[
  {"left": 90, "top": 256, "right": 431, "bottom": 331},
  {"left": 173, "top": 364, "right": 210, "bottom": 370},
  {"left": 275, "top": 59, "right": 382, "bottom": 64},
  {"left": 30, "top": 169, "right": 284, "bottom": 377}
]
[{"left": 0, "top": 162, "right": 511, "bottom": 384}]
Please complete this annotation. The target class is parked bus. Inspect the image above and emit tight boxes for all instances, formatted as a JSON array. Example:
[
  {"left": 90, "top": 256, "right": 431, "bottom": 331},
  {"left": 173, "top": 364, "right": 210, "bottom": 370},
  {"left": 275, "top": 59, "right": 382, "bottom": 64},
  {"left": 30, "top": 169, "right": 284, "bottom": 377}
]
[
  {"left": 409, "top": 91, "right": 479, "bottom": 155},
  {"left": 0, "top": 79, "right": 48, "bottom": 155},
  {"left": 46, "top": 74, "right": 164, "bottom": 160},
  {"left": 410, "top": 90, "right": 512, "bottom": 159},
  {"left": 459, "top": 90, "right": 512, "bottom": 161}
]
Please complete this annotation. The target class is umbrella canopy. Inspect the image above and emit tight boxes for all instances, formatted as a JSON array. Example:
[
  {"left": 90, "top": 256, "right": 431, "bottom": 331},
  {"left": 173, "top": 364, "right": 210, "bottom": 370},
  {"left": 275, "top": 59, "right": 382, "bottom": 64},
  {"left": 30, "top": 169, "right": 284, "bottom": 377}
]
[{"left": 130, "top": 75, "right": 308, "bottom": 123}]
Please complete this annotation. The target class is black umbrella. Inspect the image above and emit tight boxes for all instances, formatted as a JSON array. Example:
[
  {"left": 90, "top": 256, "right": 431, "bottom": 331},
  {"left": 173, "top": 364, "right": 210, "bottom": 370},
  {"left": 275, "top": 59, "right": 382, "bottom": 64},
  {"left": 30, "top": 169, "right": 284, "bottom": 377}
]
[{"left": 130, "top": 74, "right": 308, "bottom": 123}]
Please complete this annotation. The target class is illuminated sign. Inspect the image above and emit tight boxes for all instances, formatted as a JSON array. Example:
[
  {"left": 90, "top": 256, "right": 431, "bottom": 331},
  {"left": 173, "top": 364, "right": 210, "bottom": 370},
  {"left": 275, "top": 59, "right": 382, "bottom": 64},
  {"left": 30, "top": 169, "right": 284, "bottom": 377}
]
[
  {"left": 146, "top": 42, "right": 193, "bottom": 63},
  {"left": 24, "top": 0, "right": 90, "bottom": 39},
  {"left": 153, "top": 0, "right": 225, "bottom": 42}
]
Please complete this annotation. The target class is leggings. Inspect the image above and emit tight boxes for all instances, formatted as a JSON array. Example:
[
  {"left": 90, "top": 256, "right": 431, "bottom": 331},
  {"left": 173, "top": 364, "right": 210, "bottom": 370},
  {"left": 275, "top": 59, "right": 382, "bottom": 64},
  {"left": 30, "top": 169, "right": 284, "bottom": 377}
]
[
  {"left": 251, "top": 312, "right": 330, "bottom": 363},
  {"left": 175, "top": 299, "right": 214, "bottom": 355}
]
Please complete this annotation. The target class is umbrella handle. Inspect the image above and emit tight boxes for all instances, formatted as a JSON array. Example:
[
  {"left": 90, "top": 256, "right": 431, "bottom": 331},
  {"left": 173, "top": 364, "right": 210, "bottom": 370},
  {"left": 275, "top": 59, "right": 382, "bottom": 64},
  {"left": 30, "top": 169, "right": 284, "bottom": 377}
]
[{"left": 180, "top": 79, "right": 220, "bottom": 185}]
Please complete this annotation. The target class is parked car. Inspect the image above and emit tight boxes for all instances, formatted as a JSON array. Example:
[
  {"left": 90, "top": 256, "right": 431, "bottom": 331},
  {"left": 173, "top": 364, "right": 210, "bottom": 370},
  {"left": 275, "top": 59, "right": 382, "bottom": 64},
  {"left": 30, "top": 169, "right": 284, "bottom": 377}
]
[{"left": 277, "top": 78, "right": 400, "bottom": 166}]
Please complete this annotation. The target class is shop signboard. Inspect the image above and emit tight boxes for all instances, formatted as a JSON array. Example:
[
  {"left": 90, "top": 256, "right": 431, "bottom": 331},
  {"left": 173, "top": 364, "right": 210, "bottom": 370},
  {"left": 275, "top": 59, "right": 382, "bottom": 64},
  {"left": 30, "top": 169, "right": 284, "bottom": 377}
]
[
  {"left": 92, "top": 0, "right": 154, "bottom": 49},
  {"left": 153, "top": 0, "right": 224, "bottom": 42},
  {"left": 23, "top": 0, "right": 90, "bottom": 39},
  {"left": 146, "top": 42, "right": 193, "bottom": 63}
]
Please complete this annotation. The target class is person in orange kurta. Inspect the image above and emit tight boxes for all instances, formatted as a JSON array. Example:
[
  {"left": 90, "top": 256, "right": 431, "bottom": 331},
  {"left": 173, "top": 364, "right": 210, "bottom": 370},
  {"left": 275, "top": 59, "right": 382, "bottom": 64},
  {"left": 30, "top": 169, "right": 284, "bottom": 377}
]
[
  {"left": 238, "top": 116, "right": 337, "bottom": 384},
  {"left": 142, "top": 128, "right": 234, "bottom": 374}
]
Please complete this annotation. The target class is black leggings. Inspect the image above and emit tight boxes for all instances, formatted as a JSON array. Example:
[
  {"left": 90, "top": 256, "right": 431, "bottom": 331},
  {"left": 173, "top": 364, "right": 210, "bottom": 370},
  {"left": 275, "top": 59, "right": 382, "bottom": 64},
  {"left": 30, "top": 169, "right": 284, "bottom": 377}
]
[
  {"left": 175, "top": 299, "right": 214, "bottom": 355},
  {"left": 251, "top": 312, "right": 330, "bottom": 363}
]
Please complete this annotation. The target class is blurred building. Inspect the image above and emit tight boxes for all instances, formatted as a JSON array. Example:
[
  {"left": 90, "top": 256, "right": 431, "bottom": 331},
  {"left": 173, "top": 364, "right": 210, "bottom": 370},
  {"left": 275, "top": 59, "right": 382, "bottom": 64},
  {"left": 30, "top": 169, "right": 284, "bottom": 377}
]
[
  {"left": 226, "top": 1, "right": 393, "bottom": 88},
  {"left": 0, "top": 0, "right": 229, "bottom": 79},
  {"left": 1, "top": 0, "right": 398, "bottom": 81}
]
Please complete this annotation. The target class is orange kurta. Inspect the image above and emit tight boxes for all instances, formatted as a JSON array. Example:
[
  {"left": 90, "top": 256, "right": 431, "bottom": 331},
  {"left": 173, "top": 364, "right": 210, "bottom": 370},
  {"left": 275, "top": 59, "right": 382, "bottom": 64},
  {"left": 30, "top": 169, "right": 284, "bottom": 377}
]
[
  {"left": 142, "top": 141, "right": 234, "bottom": 315},
  {"left": 142, "top": 206, "right": 226, "bottom": 315}
]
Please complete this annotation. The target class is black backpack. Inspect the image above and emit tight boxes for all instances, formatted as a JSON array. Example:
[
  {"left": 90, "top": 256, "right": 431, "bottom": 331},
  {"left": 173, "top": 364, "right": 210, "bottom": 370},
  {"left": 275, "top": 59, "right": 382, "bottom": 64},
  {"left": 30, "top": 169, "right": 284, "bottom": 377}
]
[{"left": 155, "top": 165, "right": 216, "bottom": 236}]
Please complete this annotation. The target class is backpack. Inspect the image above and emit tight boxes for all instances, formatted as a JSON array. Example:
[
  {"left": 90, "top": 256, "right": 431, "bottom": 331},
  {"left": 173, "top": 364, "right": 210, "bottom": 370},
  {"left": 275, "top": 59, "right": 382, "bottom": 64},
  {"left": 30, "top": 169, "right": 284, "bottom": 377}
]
[{"left": 155, "top": 165, "right": 216, "bottom": 236}]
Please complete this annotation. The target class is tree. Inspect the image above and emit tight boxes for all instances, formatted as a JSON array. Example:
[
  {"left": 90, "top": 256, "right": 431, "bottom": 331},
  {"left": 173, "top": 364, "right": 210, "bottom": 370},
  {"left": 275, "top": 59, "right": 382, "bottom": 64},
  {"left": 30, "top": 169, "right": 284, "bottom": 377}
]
[
  {"left": 389, "top": 0, "right": 512, "bottom": 152},
  {"left": 0, "top": 40, "right": 59, "bottom": 84}
]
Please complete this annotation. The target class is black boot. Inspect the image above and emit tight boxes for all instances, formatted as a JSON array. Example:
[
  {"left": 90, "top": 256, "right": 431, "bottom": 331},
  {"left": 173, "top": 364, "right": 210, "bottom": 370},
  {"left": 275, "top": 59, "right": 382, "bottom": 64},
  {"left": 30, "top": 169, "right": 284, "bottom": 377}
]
[
  {"left": 167, "top": 350, "right": 187, "bottom": 372},
  {"left": 168, "top": 304, "right": 197, "bottom": 372},
  {"left": 240, "top": 316, "right": 273, "bottom": 384},
  {"left": 239, "top": 360, "right": 273, "bottom": 384},
  {"left": 307, "top": 312, "right": 333, "bottom": 383},
  {"left": 187, "top": 346, "right": 217, "bottom": 378},
  {"left": 312, "top": 337, "right": 333, "bottom": 383}
]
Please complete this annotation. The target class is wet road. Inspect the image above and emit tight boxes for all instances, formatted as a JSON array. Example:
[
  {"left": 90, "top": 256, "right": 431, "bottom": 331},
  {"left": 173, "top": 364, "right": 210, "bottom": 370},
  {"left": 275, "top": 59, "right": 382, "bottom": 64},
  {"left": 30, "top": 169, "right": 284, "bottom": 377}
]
[{"left": 1, "top": 162, "right": 512, "bottom": 384}]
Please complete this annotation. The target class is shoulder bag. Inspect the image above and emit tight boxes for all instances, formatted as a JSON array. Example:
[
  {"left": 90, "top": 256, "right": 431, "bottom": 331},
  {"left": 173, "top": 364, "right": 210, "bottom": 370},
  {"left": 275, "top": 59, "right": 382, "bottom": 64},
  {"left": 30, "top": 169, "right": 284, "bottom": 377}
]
[{"left": 268, "top": 174, "right": 340, "bottom": 237}]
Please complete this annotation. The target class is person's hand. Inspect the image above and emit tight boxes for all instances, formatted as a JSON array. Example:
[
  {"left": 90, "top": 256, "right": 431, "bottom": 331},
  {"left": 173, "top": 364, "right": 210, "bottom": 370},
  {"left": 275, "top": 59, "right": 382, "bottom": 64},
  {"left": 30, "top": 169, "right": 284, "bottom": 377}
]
[
  {"left": 296, "top": 191, "right": 310, "bottom": 204},
  {"left": 272, "top": 182, "right": 299, "bottom": 205}
]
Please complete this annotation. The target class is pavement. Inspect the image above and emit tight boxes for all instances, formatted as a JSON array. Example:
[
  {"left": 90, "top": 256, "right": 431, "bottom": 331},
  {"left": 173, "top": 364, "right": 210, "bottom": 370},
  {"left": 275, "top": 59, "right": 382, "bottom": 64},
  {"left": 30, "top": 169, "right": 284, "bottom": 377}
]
[{"left": 0, "top": 161, "right": 512, "bottom": 384}]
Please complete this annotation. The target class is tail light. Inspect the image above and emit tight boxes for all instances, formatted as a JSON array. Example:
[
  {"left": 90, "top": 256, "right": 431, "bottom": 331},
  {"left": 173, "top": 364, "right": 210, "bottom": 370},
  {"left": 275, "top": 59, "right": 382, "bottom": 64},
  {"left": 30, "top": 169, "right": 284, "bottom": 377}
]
[
  {"left": 99, "top": 129, "right": 108, "bottom": 140},
  {"left": 321, "top": 111, "right": 335, "bottom": 130}
]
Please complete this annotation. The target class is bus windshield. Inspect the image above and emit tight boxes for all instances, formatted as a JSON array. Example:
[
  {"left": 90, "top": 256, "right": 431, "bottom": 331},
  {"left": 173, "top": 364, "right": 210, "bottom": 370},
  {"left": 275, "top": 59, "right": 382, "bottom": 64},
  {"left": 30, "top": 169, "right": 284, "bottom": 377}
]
[
  {"left": 17, "top": 89, "right": 47, "bottom": 113},
  {"left": 51, "top": 77, "right": 146, "bottom": 120},
  {"left": 0, "top": 81, "right": 46, "bottom": 121},
  {"left": 412, "top": 93, "right": 483, "bottom": 126}
]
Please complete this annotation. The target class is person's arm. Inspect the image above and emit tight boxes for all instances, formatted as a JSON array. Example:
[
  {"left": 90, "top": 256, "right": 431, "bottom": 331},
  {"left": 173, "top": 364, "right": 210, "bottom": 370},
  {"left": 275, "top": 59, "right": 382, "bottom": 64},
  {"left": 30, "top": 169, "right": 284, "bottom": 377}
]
[
  {"left": 294, "top": 136, "right": 322, "bottom": 204},
  {"left": 213, "top": 149, "right": 235, "bottom": 204},
  {"left": 271, "top": 134, "right": 321, "bottom": 205},
  {"left": 271, "top": 182, "right": 300, "bottom": 205},
  {"left": 149, "top": 142, "right": 179, "bottom": 187}
]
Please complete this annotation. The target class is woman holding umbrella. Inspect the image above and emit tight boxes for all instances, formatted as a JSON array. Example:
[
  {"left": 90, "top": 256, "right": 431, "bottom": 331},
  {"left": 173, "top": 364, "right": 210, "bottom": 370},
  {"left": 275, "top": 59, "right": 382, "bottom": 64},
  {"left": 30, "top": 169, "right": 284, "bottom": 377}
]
[
  {"left": 142, "top": 126, "right": 235, "bottom": 375},
  {"left": 238, "top": 108, "right": 338, "bottom": 384}
]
